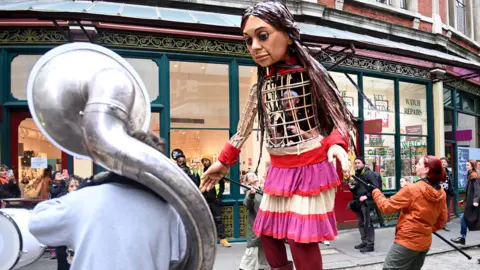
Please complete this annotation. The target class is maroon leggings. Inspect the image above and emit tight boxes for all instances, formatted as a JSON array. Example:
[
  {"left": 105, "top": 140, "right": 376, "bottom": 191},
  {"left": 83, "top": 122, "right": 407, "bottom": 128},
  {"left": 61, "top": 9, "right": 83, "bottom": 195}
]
[{"left": 261, "top": 235, "right": 323, "bottom": 270}]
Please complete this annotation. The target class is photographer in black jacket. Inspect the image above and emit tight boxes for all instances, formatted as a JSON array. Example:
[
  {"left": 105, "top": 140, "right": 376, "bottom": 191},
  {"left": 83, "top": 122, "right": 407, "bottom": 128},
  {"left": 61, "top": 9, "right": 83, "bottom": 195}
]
[
  {"left": 348, "top": 157, "right": 380, "bottom": 253},
  {"left": 440, "top": 157, "right": 455, "bottom": 231}
]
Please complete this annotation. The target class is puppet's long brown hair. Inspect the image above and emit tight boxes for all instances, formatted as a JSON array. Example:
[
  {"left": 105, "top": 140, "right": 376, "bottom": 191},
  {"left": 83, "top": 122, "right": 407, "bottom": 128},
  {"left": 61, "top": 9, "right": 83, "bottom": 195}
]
[{"left": 241, "top": 1, "right": 353, "bottom": 172}]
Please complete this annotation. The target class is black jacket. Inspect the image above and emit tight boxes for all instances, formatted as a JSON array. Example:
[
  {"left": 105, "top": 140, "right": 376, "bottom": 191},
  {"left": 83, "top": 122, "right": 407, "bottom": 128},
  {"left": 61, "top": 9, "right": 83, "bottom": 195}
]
[
  {"left": 49, "top": 181, "right": 66, "bottom": 199},
  {"left": 441, "top": 168, "right": 455, "bottom": 197},
  {"left": 350, "top": 167, "right": 379, "bottom": 201},
  {"left": 0, "top": 181, "right": 20, "bottom": 199},
  {"left": 202, "top": 165, "right": 225, "bottom": 203}
]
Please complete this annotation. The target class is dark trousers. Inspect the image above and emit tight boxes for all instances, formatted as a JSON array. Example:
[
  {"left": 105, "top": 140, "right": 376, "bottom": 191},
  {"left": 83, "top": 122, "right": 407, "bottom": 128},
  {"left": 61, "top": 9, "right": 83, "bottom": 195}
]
[
  {"left": 208, "top": 201, "right": 226, "bottom": 239},
  {"left": 357, "top": 203, "right": 375, "bottom": 247},
  {"left": 446, "top": 194, "right": 452, "bottom": 221},
  {"left": 55, "top": 246, "right": 70, "bottom": 270},
  {"left": 383, "top": 242, "right": 428, "bottom": 270},
  {"left": 261, "top": 235, "right": 323, "bottom": 270},
  {"left": 373, "top": 203, "right": 385, "bottom": 225}
]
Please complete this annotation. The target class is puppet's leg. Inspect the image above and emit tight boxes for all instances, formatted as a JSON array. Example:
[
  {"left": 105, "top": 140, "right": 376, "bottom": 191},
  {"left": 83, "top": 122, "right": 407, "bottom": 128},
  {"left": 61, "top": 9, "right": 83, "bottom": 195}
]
[
  {"left": 261, "top": 235, "right": 293, "bottom": 269},
  {"left": 289, "top": 241, "right": 323, "bottom": 270}
]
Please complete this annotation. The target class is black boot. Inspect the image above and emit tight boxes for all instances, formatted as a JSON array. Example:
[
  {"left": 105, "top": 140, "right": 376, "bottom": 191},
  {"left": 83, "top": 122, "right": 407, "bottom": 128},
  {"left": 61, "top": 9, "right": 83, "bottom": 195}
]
[
  {"left": 271, "top": 261, "right": 293, "bottom": 270},
  {"left": 451, "top": 237, "right": 466, "bottom": 245},
  {"left": 354, "top": 242, "right": 367, "bottom": 249},
  {"left": 360, "top": 246, "right": 374, "bottom": 253}
]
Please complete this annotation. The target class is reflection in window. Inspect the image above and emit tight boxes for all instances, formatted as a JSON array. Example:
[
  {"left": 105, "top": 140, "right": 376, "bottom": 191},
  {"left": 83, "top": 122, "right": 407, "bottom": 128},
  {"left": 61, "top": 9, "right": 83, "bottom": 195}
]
[
  {"left": 399, "top": 82, "right": 427, "bottom": 136},
  {"left": 170, "top": 129, "right": 231, "bottom": 194},
  {"left": 364, "top": 134, "right": 395, "bottom": 190},
  {"left": 457, "top": 113, "right": 479, "bottom": 148},
  {"left": 461, "top": 95, "right": 476, "bottom": 113},
  {"left": 400, "top": 136, "right": 427, "bottom": 183},
  {"left": 170, "top": 61, "right": 229, "bottom": 128},
  {"left": 239, "top": 130, "right": 270, "bottom": 194},
  {"left": 11, "top": 55, "right": 42, "bottom": 100},
  {"left": 125, "top": 58, "right": 159, "bottom": 101},
  {"left": 18, "top": 118, "right": 61, "bottom": 198},
  {"left": 239, "top": 66, "right": 259, "bottom": 129},
  {"left": 329, "top": 72, "right": 359, "bottom": 117},
  {"left": 363, "top": 77, "right": 395, "bottom": 133},
  {"left": 444, "top": 109, "right": 453, "bottom": 140},
  {"left": 444, "top": 88, "right": 452, "bottom": 107},
  {"left": 149, "top": 112, "right": 160, "bottom": 135}
]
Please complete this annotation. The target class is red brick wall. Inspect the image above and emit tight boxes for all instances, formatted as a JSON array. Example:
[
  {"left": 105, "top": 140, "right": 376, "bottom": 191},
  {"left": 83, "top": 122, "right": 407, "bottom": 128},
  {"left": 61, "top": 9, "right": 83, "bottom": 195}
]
[
  {"left": 419, "top": 21, "right": 432, "bottom": 32},
  {"left": 418, "top": 0, "right": 433, "bottom": 18},
  {"left": 318, "top": 0, "right": 335, "bottom": 8},
  {"left": 439, "top": 0, "right": 446, "bottom": 23},
  {"left": 343, "top": 1, "right": 412, "bottom": 28},
  {"left": 450, "top": 35, "right": 480, "bottom": 55}
]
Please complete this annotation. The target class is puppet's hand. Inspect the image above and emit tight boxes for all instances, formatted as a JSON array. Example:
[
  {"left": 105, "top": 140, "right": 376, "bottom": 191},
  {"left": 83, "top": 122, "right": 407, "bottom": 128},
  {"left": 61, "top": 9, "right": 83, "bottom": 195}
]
[
  {"left": 200, "top": 161, "right": 228, "bottom": 192},
  {"left": 327, "top": 144, "right": 350, "bottom": 173}
]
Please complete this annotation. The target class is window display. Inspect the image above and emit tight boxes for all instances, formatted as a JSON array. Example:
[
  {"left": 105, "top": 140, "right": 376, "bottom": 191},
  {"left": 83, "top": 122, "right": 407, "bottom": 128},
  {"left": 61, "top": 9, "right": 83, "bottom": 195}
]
[
  {"left": 330, "top": 72, "right": 359, "bottom": 117},
  {"left": 399, "top": 82, "right": 427, "bottom": 136},
  {"left": 400, "top": 136, "right": 427, "bottom": 182},
  {"left": 11, "top": 55, "right": 42, "bottom": 100},
  {"left": 18, "top": 118, "right": 61, "bottom": 198},
  {"left": 170, "top": 61, "right": 229, "bottom": 129},
  {"left": 363, "top": 77, "right": 395, "bottom": 134},
  {"left": 364, "top": 134, "right": 395, "bottom": 190},
  {"left": 170, "top": 129, "right": 231, "bottom": 194}
]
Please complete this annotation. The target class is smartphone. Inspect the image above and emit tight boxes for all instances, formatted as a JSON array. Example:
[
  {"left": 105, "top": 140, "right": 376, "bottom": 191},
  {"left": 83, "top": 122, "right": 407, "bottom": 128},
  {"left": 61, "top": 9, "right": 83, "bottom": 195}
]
[{"left": 7, "top": 170, "right": 13, "bottom": 176}]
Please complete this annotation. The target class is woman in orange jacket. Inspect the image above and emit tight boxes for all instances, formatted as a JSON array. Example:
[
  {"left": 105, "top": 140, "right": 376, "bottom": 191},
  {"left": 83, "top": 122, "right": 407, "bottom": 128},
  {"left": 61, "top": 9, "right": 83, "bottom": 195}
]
[{"left": 371, "top": 156, "right": 448, "bottom": 270}]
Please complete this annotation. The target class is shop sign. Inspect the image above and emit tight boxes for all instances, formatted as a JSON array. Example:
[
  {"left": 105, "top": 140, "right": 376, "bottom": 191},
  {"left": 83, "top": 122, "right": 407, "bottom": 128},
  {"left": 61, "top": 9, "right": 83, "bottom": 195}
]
[{"left": 31, "top": 157, "right": 48, "bottom": 168}]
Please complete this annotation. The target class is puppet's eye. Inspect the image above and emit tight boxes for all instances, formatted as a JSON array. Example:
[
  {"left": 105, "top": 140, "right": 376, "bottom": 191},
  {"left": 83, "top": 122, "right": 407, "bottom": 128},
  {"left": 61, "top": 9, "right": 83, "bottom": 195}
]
[{"left": 259, "top": 33, "right": 269, "bottom": 41}]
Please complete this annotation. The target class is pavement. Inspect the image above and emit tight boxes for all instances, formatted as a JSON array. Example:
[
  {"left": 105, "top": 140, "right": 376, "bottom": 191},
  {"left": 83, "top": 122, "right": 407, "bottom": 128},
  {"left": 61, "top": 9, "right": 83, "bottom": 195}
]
[{"left": 18, "top": 217, "right": 480, "bottom": 270}]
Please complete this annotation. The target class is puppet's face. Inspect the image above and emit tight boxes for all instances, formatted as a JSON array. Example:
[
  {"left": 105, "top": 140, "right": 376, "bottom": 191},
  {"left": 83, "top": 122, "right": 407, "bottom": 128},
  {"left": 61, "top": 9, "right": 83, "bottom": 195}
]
[{"left": 242, "top": 16, "right": 291, "bottom": 67}]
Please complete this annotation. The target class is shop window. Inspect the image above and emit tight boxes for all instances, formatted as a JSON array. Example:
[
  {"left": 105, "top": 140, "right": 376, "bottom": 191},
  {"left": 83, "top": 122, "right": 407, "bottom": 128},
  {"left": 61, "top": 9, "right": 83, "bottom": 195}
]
[
  {"left": 239, "top": 130, "right": 270, "bottom": 194},
  {"left": 18, "top": 118, "right": 61, "bottom": 198},
  {"left": 363, "top": 77, "right": 395, "bottom": 134},
  {"left": 444, "top": 109, "right": 454, "bottom": 140},
  {"left": 125, "top": 58, "right": 159, "bottom": 101},
  {"left": 457, "top": 113, "right": 479, "bottom": 148},
  {"left": 149, "top": 112, "right": 160, "bottom": 136},
  {"left": 364, "top": 134, "right": 395, "bottom": 190},
  {"left": 170, "top": 129, "right": 231, "bottom": 195},
  {"left": 444, "top": 88, "right": 452, "bottom": 107},
  {"left": 400, "top": 136, "right": 427, "bottom": 182},
  {"left": 170, "top": 61, "right": 229, "bottom": 129},
  {"left": 239, "top": 66, "right": 259, "bottom": 129},
  {"left": 399, "top": 82, "right": 427, "bottom": 136},
  {"left": 329, "top": 72, "right": 359, "bottom": 117},
  {"left": 73, "top": 158, "right": 94, "bottom": 179},
  {"left": 11, "top": 55, "right": 42, "bottom": 100}
]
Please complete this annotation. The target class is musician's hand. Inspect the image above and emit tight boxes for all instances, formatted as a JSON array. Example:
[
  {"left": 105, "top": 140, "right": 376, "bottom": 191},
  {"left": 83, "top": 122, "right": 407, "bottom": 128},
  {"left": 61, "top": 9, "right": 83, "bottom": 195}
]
[
  {"left": 249, "top": 188, "right": 256, "bottom": 194},
  {"left": 200, "top": 161, "right": 228, "bottom": 192},
  {"left": 359, "top": 195, "right": 367, "bottom": 202},
  {"left": 327, "top": 145, "right": 350, "bottom": 173},
  {"left": 474, "top": 202, "right": 479, "bottom": 207},
  {"left": 287, "top": 125, "right": 300, "bottom": 135}
]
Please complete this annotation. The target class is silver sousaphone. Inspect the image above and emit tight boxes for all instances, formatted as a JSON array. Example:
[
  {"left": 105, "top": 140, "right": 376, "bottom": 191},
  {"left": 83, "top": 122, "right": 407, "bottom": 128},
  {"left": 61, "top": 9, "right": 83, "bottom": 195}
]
[{"left": 26, "top": 42, "right": 216, "bottom": 270}]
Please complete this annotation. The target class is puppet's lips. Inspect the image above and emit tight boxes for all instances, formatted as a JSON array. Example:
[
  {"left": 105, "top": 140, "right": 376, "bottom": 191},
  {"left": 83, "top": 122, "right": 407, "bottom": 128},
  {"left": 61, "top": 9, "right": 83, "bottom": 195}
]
[{"left": 255, "top": 54, "right": 269, "bottom": 61}]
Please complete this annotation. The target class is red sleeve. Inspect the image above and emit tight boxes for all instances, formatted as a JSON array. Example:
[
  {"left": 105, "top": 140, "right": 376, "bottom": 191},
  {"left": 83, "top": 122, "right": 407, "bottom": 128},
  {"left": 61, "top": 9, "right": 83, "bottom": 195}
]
[
  {"left": 321, "top": 129, "right": 348, "bottom": 151},
  {"left": 218, "top": 143, "right": 241, "bottom": 167}
]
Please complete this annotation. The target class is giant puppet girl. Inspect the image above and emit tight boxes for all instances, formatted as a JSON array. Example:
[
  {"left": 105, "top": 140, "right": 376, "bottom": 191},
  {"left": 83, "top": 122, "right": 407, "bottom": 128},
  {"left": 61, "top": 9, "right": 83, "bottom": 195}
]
[{"left": 200, "top": 1, "right": 354, "bottom": 269}]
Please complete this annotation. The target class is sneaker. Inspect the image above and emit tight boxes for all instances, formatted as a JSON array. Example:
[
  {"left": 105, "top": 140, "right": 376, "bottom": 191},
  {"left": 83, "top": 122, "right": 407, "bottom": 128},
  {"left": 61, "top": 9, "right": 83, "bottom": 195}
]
[
  {"left": 322, "top": 240, "right": 331, "bottom": 246},
  {"left": 354, "top": 242, "right": 367, "bottom": 249},
  {"left": 443, "top": 226, "right": 450, "bottom": 232},
  {"left": 360, "top": 246, "right": 374, "bottom": 253},
  {"left": 220, "top": 238, "right": 232, "bottom": 247},
  {"left": 451, "top": 237, "right": 466, "bottom": 245}
]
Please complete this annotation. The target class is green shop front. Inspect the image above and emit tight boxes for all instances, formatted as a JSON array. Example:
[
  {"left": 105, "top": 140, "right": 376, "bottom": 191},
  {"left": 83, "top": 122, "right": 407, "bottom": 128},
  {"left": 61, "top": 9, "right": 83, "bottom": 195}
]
[{"left": 0, "top": 3, "right": 440, "bottom": 241}]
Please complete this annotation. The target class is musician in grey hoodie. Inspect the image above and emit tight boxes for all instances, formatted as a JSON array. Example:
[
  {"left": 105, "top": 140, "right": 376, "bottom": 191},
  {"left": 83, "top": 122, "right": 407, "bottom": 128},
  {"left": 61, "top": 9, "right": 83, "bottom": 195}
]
[{"left": 28, "top": 131, "right": 186, "bottom": 270}]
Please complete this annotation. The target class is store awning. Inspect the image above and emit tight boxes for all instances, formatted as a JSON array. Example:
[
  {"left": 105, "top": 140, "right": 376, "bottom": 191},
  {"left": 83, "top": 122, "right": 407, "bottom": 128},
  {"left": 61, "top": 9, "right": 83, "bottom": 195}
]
[{"left": 1, "top": 0, "right": 479, "bottom": 71}]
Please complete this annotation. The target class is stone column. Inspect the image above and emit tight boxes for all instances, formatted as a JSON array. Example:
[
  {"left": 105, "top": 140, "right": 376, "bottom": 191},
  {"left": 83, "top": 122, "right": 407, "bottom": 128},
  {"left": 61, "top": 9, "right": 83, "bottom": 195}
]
[
  {"left": 432, "top": 0, "right": 442, "bottom": 34},
  {"left": 431, "top": 69, "right": 447, "bottom": 157}
]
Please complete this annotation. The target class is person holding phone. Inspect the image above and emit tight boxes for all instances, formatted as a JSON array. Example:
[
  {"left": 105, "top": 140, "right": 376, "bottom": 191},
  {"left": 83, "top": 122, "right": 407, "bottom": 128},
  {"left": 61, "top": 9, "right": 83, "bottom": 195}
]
[{"left": 0, "top": 165, "right": 20, "bottom": 199}]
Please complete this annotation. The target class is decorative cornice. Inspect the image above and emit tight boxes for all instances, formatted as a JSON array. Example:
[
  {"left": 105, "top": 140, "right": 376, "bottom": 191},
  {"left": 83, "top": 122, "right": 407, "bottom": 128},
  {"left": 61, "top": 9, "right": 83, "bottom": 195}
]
[
  {"left": 95, "top": 30, "right": 250, "bottom": 57},
  {"left": 318, "top": 52, "right": 430, "bottom": 79},
  {"left": 0, "top": 28, "right": 67, "bottom": 44},
  {"left": 445, "top": 79, "right": 480, "bottom": 97},
  {"left": 0, "top": 27, "right": 432, "bottom": 79}
]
